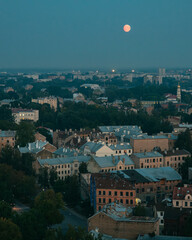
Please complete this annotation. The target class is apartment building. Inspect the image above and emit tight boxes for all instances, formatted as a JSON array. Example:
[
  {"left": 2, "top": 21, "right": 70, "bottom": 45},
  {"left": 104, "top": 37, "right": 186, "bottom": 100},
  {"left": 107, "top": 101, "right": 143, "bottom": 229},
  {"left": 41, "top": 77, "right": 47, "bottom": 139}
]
[
  {"left": 131, "top": 151, "right": 164, "bottom": 169},
  {"left": 90, "top": 173, "right": 136, "bottom": 211},
  {"left": 12, "top": 108, "right": 39, "bottom": 124},
  {"left": 87, "top": 155, "right": 135, "bottom": 173},
  {"left": 32, "top": 96, "right": 58, "bottom": 111},
  {"left": 160, "top": 149, "right": 191, "bottom": 171},
  {"left": 0, "top": 130, "right": 16, "bottom": 151},
  {"left": 88, "top": 202, "right": 159, "bottom": 240},
  {"left": 121, "top": 167, "right": 182, "bottom": 202},
  {"left": 130, "top": 134, "right": 169, "bottom": 153},
  {"left": 172, "top": 185, "right": 192, "bottom": 209},
  {"left": 38, "top": 155, "right": 90, "bottom": 179}
]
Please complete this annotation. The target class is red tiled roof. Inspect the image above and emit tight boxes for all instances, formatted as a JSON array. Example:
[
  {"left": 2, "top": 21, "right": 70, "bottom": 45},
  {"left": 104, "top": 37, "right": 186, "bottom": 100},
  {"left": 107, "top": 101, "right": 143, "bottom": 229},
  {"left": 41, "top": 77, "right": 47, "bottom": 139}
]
[
  {"left": 92, "top": 173, "right": 135, "bottom": 190},
  {"left": 173, "top": 186, "right": 192, "bottom": 200}
]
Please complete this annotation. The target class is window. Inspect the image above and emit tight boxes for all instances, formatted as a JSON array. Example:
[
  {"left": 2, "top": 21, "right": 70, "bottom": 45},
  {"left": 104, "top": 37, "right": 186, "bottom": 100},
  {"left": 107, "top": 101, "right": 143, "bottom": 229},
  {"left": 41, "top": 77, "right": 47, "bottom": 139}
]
[
  {"left": 185, "top": 202, "right": 188, "bottom": 207},
  {"left": 126, "top": 199, "right": 129, "bottom": 204},
  {"left": 99, "top": 206, "right": 101, "bottom": 211},
  {"left": 126, "top": 192, "right": 129, "bottom": 196},
  {"left": 120, "top": 192, "right": 123, "bottom": 196},
  {"left": 190, "top": 202, "right": 192, "bottom": 207},
  {"left": 103, "top": 191, "right": 106, "bottom": 195},
  {"left": 99, "top": 198, "right": 101, "bottom": 203},
  {"left": 130, "top": 192, "right": 133, "bottom": 196},
  {"left": 176, "top": 201, "right": 179, "bottom": 206},
  {"left": 108, "top": 191, "right": 111, "bottom": 196},
  {"left": 165, "top": 186, "right": 168, "bottom": 190},
  {"left": 137, "top": 189, "right": 139, "bottom": 193},
  {"left": 150, "top": 188, "right": 153, "bottom": 192},
  {"left": 120, "top": 199, "right": 123, "bottom": 204},
  {"left": 160, "top": 158, "right": 162, "bottom": 162},
  {"left": 160, "top": 212, "right": 163, "bottom": 216},
  {"left": 115, "top": 191, "right": 117, "bottom": 196},
  {"left": 98, "top": 191, "right": 101, "bottom": 195},
  {"left": 153, "top": 159, "right": 155, "bottom": 163},
  {"left": 161, "top": 220, "right": 164, "bottom": 224},
  {"left": 109, "top": 198, "right": 111, "bottom": 203},
  {"left": 130, "top": 200, "right": 133, "bottom": 204},
  {"left": 142, "top": 188, "right": 144, "bottom": 192},
  {"left": 103, "top": 198, "right": 106, "bottom": 203}
]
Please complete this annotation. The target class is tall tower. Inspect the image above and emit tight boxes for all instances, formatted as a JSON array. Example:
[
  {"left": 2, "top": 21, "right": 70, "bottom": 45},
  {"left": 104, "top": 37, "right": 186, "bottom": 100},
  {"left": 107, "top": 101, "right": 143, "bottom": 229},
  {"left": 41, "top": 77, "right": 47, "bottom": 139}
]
[{"left": 177, "top": 82, "right": 181, "bottom": 102}]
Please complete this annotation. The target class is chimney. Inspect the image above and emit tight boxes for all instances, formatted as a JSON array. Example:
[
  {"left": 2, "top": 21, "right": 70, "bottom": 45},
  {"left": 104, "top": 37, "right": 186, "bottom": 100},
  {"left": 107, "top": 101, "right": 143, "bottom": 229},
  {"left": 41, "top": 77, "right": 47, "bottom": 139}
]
[
  {"left": 123, "top": 158, "right": 125, "bottom": 164},
  {"left": 28, "top": 143, "right": 32, "bottom": 151}
]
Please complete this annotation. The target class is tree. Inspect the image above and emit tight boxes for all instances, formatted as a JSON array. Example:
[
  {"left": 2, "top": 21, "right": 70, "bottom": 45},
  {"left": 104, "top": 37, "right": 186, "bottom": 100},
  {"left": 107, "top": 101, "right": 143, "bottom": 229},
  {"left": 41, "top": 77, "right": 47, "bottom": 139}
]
[
  {"left": 53, "top": 176, "right": 80, "bottom": 207},
  {"left": 0, "top": 218, "right": 22, "bottom": 240},
  {"left": 16, "top": 121, "right": 35, "bottom": 147},
  {"left": 179, "top": 156, "right": 192, "bottom": 181},
  {"left": 50, "top": 169, "right": 58, "bottom": 186},
  {"left": 38, "top": 167, "right": 49, "bottom": 188},
  {"left": 185, "top": 211, "right": 192, "bottom": 236},
  {"left": 34, "top": 189, "right": 64, "bottom": 226},
  {"left": 13, "top": 209, "right": 47, "bottom": 240},
  {"left": 79, "top": 162, "right": 88, "bottom": 173},
  {"left": 0, "top": 146, "right": 35, "bottom": 176},
  {"left": 175, "top": 129, "right": 192, "bottom": 153},
  {"left": 0, "top": 200, "right": 13, "bottom": 219}
]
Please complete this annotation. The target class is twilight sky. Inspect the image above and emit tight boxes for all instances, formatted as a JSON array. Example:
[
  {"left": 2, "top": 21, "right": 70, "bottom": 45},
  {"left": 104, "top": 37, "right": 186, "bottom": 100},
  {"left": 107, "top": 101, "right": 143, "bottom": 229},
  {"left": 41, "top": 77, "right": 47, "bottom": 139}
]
[{"left": 0, "top": 0, "right": 192, "bottom": 70}]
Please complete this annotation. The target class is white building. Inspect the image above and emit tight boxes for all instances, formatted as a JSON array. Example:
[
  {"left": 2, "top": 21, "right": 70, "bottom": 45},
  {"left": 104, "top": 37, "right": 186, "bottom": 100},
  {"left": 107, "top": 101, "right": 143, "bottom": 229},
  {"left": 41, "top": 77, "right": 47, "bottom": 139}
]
[{"left": 12, "top": 108, "right": 39, "bottom": 124}]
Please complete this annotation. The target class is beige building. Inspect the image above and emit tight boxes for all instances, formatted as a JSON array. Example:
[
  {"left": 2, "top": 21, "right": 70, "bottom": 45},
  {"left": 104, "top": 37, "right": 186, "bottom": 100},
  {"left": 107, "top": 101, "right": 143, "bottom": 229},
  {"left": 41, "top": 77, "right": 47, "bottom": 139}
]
[
  {"left": 32, "top": 96, "right": 57, "bottom": 111},
  {"left": 38, "top": 155, "right": 90, "bottom": 180},
  {"left": 87, "top": 155, "right": 135, "bottom": 173},
  {"left": 12, "top": 108, "right": 39, "bottom": 124},
  {"left": 161, "top": 149, "right": 191, "bottom": 171},
  {"left": 88, "top": 202, "right": 159, "bottom": 240},
  {"left": 173, "top": 185, "right": 192, "bottom": 209},
  {"left": 130, "top": 135, "right": 169, "bottom": 153},
  {"left": 0, "top": 130, "right": 16, "bottom": 151},
  {"left": 131, "top": 152, "right": 164, "bottom": 169}
]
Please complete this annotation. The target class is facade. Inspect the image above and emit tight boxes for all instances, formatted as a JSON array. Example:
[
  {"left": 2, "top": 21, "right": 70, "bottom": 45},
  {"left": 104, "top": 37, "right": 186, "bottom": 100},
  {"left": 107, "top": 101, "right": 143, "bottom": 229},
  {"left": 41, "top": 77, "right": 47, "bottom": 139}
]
[
  {"left": 122, "top": 167, "right": 182, "bottom": 202},
  {"left": 130, "top": 135, "right": 169, "bottom": 153},
  {"left": 132, "top": 152, "right": 164, "bottom": 169},
  {"left": 0, "top": 130, "right": 16, "bottom": 151},
  {"left": 32, "top": 96, "right": 58, "bottom": 111},
  {"left": 87, "top": 155, "right": 135, "bottom": 173},
  {"left": 160, "top": 149, "right": 190, "bottom": 171},
  {"left": 108, "top": 143, "right": 132, "bottom": 156},
  {"left": 88, "top": 203, "right": 159, "bottom": 240},
  {"left": 12, "top": 108, "right": 39, "bottom": 124},
  {"left": 90, "top": 173, "right": 136, "bottom": 211},
  {"left": 100, "top": 134, "right": 117, "bottom": 145},
  {"left": 172, "top": 185, "right": 192, "bottom": 209},
  {"left": 38, "top": 155, "right": 90, "bottom": 179}
]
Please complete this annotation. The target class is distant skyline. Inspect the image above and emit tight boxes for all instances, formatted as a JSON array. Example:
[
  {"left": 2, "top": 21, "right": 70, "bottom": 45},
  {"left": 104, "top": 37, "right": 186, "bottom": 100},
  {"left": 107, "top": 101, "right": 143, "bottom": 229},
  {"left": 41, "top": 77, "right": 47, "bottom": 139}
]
[{"left": 0, "top": 0, "right": 192, "bottom": 69}]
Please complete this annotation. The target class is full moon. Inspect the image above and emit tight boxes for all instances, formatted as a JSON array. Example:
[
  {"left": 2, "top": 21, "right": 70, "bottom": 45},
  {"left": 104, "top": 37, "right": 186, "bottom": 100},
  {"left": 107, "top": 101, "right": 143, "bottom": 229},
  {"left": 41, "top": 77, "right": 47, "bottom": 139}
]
[{"left": 123, "top": 24, "right": 131, "bottom": 32}]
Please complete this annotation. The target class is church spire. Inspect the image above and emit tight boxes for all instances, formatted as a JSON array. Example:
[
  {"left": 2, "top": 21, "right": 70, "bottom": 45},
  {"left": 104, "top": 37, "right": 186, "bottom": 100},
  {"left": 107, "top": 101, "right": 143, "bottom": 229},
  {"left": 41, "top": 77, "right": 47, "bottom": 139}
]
[{"left": 177, "top": 82, "right": 181, "bottom": 102}]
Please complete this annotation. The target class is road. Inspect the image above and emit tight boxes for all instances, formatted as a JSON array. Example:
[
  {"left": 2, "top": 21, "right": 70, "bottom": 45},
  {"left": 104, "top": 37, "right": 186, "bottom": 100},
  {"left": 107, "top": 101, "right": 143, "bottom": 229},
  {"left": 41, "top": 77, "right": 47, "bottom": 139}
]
[{"left": 56, "top": 207, "right": 88, "bottom": 233}]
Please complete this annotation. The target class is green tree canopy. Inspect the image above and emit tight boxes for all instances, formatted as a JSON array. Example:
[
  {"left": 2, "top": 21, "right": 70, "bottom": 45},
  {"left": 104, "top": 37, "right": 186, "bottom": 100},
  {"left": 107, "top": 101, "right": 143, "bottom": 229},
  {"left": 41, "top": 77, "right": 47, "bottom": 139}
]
[
  {"left": 0, "top": 218, "right": 22, "bottom": 240},
  {"left": 16, "top": 121, "right": 35, "bottom": 147}
]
